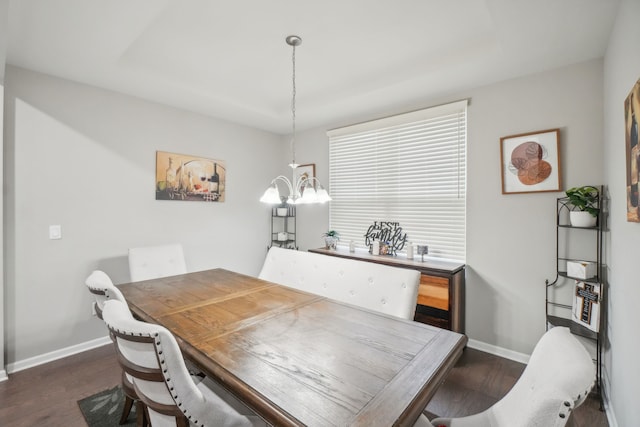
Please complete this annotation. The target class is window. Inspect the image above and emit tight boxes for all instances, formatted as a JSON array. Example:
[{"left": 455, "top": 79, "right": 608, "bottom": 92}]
[{"left": 327, "top": 100, "right": 467, "bottom": 261}]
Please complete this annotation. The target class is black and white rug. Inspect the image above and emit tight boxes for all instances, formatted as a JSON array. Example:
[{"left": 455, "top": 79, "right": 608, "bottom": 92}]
[{"left": 77, "top": 386, "right": 136, "bottom": 427}]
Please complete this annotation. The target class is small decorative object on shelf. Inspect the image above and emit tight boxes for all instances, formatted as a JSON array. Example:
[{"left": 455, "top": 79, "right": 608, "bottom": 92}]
[
  {"left": 406, "top": 241, "right": 414, "bottom": 260},
  {"left": 379, "top": 242, "right": 390, "bottom": 255},
  {"left": 364, "top": 221, "right": 407, "bottom": 255},
  {"left": 572, "top": 281, "right": 601, "bottom": 333},
  {"left": 565, "top": 186, "right": 600, "bottom": 227},
  {"left": 323, "top": 230, "right": 339, "bottom": 250},
  {"left": 371, "top": 240, "right": 380, "bottom": 255},
  {"left": 349, "top": 240, "right": 356, "bottom": 253},
  {"left": 417, "top": 245, "right": 429, "bottom": 262},
  {"left": 566, "top": 260, "right": 597, "bottom": 280}
]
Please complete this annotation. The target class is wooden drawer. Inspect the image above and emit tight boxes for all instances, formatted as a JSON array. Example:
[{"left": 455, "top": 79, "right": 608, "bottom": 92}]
[
  {"left": 417, "top": 274, "right": 449, "bottom": 311},
  {"left": 414, "top": 310, "right": 450, "bottom": 329}
]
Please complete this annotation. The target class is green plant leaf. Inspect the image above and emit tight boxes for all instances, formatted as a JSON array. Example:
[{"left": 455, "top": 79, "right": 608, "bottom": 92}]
[{"left": 565, "top": 186, "right": 599, "bottom": 217}]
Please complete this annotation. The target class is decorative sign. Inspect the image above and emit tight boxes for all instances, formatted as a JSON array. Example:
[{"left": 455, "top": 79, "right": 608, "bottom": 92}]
[
  {"left": 364, "top": 221, "right": 407, "bottom": 256},
  {"left": 572, "top": 281, "right": 600, "bottom": 332}
]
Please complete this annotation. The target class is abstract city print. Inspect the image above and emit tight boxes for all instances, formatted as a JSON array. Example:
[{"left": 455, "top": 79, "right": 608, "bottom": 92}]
[{"left": 156, "top": 151, "right": 226, "bottom": 202}]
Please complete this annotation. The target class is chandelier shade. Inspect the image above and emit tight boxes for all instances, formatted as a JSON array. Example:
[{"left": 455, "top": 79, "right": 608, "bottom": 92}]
[{"left": 260, "top": 175, "right": 330, "bottom": 205}]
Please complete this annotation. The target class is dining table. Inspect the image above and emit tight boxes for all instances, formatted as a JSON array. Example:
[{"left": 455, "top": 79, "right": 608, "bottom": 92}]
[{"left": 117, "top": 268, "right": 467, "bottom": 427}]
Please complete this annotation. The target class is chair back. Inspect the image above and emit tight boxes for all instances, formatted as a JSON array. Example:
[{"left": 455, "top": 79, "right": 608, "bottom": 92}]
[
  {"left": 430, "top": 326, "right": 595, "bottom": 427},
  {"left": 102, "top": 300, "right": 254, "bottom": 427},
  {"left": 492, "top": 326, "right": 595, "bottom": 425},
  {"left": 85, "top": 270, "right": 128, "bottom": 319},
  {"left": 128, "top": 243, "right": 187, "bottom": 282}
]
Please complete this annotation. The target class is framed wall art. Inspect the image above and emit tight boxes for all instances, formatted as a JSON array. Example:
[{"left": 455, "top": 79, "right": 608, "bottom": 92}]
[
  {"left": 624, "top": 77, "right": 640, "bottom": 222},
  {"left": 500, "top": 128, "right": 562, "bottom": 195},
  {"left": 156, "top": 151, "right": 226, "bottom": 202},
  {"left": 295, "top": 163, "right": 316, "bottom": 193}
]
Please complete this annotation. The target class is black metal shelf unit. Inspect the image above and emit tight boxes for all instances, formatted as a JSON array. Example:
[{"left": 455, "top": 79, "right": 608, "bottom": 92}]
[
  {"left": 269, "top": 204, "right": 297, "bottom": 250},
  {"left": 545, "top": 185, "right": 605, "bottom": 407}
]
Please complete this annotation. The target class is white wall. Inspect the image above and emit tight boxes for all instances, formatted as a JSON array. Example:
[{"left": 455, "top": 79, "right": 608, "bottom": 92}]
[
  {"left": 286, "top": 127, "right": 331, "bottom": 250},
  {"left": 3, "top": 66, "right": 282, "bottom": 364},
  {"left": 0, "top": 82, "right": 5, "bottom": 379},
  {"left": 603, "top": 1, "right": 640, "bottom": 425},
  {"left": 0, "top": 0, "right": 9, "bottom": 380},
  {"left": 465, "top": 60, "right": 603, "bottom": 355},
  {"left": 295, "top": 59, "right": 604, "bottom": 359},
  {"left": 0, "top": 0, "right": 6, "bottom": 82}
]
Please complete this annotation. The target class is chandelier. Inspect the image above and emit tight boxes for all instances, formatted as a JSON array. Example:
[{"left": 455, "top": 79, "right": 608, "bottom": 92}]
[{"left": 260, "top": 35, "right": 331, "bottom": 205}]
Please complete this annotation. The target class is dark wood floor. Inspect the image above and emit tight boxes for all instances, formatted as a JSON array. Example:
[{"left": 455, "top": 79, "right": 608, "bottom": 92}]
[{"left": 0, "top": 344, "right": 607, "bottom": 426}]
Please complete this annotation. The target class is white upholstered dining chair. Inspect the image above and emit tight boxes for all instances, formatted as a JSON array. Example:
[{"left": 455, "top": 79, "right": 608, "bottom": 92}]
[
  {"left": 85, "top": 270, "right": 129, "bottom": 319},
  {"left": 85, "top": 270, "right": 147, "bottom": 426},
  {"left": 128, "top": 243, "right": 187, "bottom": 282},
  {"left": 258, "top": 246, "right": 421, "bottom": 320},
  {"left": 426, "top": 326, "right": 595, "bottom": 427},
  {"left": 101, "top": 299, "right": 267, "bottom": 427}
]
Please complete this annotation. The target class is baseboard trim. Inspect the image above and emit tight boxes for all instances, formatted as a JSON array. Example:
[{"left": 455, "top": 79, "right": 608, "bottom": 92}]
[
  {"left": 6, "top": 335, "right": 111, "bottom": 375},
  {"left": 601, "top": 369, "right": 618, "bottom": 427},
  {"left": 0, "top": 369, "right": 8, "bottom": 382},
  {"left": 467, "top": 338, "right": 530, "bottom": 364},
  {"left": 603, "top": 395, "right": 618, "bottom": 427}
]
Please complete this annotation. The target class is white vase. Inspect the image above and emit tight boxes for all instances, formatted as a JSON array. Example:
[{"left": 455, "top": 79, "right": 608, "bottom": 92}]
[
  {"left": 324, "top": 236, "right": 337, "bottom": 250},
  {"left": 569, "top": 211, "right": 597, "bottom": 227}
]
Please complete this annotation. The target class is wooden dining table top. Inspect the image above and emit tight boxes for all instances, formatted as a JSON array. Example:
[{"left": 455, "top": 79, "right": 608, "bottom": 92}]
[{"left": 117, "top": 268, "right": 467, "bottom": 427}]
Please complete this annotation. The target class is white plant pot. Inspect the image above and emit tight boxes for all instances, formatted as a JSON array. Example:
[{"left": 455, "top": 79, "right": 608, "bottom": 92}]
[
  {"left": 569, "top": 211, "right": 597, "bottom": 227},
  {"left": 324, "top": 236, "right": 337, "bottom": 250}
]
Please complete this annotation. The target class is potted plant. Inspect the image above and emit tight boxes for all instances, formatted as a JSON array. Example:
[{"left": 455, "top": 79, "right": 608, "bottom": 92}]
[
  {"left": 565, "top": 186, "right": 599, "bottom": 227},
  {"left": 323, "top": 230, "right": 339, "bottom": 250}
]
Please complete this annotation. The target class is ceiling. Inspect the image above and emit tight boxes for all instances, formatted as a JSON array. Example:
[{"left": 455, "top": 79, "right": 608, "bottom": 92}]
[{"left": 4, "top": 0, "right": 620, "bottom": 134}]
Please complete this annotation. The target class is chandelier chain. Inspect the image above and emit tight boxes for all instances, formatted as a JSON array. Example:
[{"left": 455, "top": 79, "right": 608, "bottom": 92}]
[{"left": 291, "top": 42, "right": 297, "bottom": 165}]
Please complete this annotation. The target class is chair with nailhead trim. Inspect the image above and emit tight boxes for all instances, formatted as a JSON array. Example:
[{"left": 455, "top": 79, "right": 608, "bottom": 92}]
[
  {"left": 85, "top": 270, "right": 148, "bottom": 426},
  {"left": 128, "top": 243, "right": 187, "bottom": 282},
  {"left": 427, "top": 326, "right": 596, "bottom": 427},
  {"left": 101, "top": 299, "right": 267, "bottom": 427}
]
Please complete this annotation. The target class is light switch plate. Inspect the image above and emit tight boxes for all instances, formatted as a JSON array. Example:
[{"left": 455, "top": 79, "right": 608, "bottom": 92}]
[{"left": 49, "top": 225, "right": 62, "bottom": 240}]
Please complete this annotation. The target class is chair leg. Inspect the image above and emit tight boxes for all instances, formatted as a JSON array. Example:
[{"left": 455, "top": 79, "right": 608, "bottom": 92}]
[
  {"left": 120, "top": 395, "right": 134, "bottom": 424},
  {"left": 135, "top": 400, "right": 148, "bottom": 427}
]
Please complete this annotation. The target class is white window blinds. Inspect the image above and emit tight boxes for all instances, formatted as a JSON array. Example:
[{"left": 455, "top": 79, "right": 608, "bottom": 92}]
[{"left": 327, "top": 100, "right": 467, "bottom": 261}]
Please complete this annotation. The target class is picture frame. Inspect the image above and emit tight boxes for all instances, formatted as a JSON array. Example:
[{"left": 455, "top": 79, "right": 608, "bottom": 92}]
[
  {"left": 624, "top": 77, "right": 640, "bottom": 222},
  {"left": 295, "top": 163, "right": 316, "bottom": 193},
  {"left": 155, "top": 150, "right": 226, "bottom": 202},
  {"left": 500, "top": 128, "right": 562, "bottom": 194}
]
